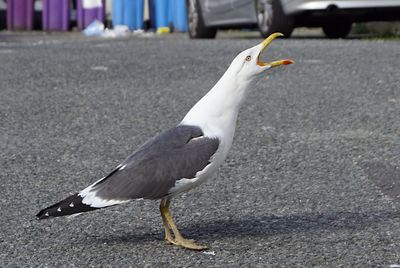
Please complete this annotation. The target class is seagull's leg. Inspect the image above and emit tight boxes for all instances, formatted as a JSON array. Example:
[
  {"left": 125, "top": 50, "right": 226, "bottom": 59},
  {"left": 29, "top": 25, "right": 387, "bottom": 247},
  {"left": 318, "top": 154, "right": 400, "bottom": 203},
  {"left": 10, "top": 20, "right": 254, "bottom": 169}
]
[
  {"left": 159, "top": 199, "right": 208, "bottom": 250},
  {"left": 159, "top": 199, "right": 175, "bottom": 245}
]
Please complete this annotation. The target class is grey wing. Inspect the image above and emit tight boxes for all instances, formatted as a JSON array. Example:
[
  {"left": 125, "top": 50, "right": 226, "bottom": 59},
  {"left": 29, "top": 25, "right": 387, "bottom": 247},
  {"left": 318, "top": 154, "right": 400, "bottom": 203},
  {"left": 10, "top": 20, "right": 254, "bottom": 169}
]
[{"left": 88, "top": 125, "right": 220, "bottom": 201}]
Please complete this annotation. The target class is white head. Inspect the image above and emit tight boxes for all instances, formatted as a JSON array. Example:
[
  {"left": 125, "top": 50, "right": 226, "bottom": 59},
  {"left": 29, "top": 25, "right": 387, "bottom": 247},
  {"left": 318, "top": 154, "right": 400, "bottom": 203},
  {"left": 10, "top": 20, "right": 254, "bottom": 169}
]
[
  {"left": 226, "top": 32, "right": 294, "bottom": 83},
  {"left": 181, "top": 33, "right": 294, "bottom": 140}
]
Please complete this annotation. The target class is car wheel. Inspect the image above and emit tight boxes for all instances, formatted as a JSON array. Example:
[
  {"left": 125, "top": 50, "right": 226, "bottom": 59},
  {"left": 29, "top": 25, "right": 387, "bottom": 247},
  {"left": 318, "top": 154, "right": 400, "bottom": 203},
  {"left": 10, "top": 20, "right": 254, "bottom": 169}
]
[
  {"left": 256, "top": 0, "right": 293, "bottom": 38},
  {"left": 186, "top": 0, "right": 217, "bottom": 39},
  {"left": 322, "top": 21, "right": 352, "bottom": 38}
]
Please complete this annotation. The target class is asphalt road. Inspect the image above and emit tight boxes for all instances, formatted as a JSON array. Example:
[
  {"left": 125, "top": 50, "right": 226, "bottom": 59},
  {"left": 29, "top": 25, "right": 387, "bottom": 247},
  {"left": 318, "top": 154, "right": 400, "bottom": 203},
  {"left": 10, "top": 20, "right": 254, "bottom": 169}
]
[{"left": 1, "top": 32, "right": 399, "bottom": 267}]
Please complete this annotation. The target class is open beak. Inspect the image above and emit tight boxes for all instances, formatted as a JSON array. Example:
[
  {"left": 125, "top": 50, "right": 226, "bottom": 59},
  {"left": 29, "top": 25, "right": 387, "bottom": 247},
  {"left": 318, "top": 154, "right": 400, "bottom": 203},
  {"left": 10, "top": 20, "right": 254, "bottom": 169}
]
[{"left": 257, "top": 33, "right": 294, "bottom": 68}]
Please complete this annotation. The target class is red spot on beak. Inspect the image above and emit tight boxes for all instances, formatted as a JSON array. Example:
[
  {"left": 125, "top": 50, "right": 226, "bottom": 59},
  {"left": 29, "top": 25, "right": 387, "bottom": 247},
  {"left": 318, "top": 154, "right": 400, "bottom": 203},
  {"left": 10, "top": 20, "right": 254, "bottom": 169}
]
[{"left": 283, "top": 60, "right": 294, "bottom": 65}]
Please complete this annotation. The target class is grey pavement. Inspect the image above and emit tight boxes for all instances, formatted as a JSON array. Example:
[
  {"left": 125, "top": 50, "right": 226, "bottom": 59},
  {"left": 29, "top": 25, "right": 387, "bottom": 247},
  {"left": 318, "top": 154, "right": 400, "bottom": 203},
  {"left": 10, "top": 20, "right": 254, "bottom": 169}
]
[{"left": 0, "top": 32, "right": 399, "bottom": 267}]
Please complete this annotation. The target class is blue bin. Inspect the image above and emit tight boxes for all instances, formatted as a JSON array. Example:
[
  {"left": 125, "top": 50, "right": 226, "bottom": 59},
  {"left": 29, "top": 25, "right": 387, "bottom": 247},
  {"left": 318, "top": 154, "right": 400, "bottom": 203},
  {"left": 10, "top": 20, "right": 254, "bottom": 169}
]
[
  {"left": 112, "top": 0, "right": 124, "bottom": 26},
  {"left": 155, "top": 0, "right": 187, "bottom": 32},
  {"left": 112, "top": 0, "right": 144, "bottom": 30},
  {"left": 171, "top": 0, "right": 187, "bottom": 32},
  {"left": 154, "top": 0, "right": 170, "bottom": 29}
]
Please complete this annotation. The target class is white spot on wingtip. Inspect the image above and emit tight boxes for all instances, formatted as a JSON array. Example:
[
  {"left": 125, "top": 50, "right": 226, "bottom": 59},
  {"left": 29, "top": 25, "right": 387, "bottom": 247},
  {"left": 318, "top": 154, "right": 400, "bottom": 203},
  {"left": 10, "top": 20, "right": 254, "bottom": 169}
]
[
  {"left": 57, "top": 207, "right": 61, "bottom": 212},
  {"left": 119, "top": 164, "right": 126, "bottom": 171},
  {"left": 45, "top": 212, "right": 49, "bottom": 217},
  {"left": 69, "top": 203, "right": 74, "bottom": 207}
]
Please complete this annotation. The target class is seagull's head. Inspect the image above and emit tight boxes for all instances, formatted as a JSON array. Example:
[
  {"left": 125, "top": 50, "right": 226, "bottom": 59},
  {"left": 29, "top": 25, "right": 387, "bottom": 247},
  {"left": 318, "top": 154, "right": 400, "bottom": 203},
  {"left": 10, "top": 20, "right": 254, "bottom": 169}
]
[{"left": 228, "top": 33, "right": 294, "bottom": 82}]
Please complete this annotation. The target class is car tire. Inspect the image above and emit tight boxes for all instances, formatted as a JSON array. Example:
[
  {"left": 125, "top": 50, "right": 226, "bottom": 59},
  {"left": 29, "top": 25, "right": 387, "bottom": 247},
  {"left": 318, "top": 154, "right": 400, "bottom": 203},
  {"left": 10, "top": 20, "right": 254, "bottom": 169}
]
[
  {"left": 186, "top": 0, "right": 217, "bottom": 39},
  {"left": 322, "top": 21, "right": 352, "bottom": 38},
  {"left": 256, "top": 0, "right": 293, "bottom": 38}
]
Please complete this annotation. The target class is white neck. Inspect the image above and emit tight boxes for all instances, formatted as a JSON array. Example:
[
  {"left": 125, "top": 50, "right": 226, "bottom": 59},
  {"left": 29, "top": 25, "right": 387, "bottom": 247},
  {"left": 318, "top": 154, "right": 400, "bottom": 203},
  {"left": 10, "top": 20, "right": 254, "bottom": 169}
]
[{"left": 180, "top": 66, "right": 253, "bottom": 143}]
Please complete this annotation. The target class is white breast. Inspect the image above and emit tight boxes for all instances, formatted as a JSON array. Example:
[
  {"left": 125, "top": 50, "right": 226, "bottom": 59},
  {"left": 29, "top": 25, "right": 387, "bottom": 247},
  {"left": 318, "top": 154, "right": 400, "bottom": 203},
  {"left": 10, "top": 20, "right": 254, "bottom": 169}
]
[{"left": 168, "top": 59, "right": 252, "bottom": 198}]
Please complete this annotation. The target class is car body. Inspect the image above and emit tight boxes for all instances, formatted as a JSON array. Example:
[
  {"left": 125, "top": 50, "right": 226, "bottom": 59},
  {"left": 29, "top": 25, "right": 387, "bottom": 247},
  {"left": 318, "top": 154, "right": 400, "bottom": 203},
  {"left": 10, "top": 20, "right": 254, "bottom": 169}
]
[{"left": 186, "top": 0, "right": 400, "bottom": 38}]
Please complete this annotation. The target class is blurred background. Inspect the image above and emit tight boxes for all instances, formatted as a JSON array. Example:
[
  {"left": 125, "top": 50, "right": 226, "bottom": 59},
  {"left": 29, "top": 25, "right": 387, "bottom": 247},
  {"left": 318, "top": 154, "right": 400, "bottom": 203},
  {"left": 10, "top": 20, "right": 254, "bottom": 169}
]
[
  {"left": 1, "top": 1, "right": 399, "bottom": 267},
  {"left": 0, "top": 0, "right": 399, "bottom": 38}
]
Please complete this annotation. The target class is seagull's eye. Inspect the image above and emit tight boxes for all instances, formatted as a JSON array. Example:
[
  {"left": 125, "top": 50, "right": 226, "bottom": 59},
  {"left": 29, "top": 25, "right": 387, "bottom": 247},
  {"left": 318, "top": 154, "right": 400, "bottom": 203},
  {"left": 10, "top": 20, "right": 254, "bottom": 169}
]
[{"left": 245, "top": 56, "right": 251, "bottom": 61}]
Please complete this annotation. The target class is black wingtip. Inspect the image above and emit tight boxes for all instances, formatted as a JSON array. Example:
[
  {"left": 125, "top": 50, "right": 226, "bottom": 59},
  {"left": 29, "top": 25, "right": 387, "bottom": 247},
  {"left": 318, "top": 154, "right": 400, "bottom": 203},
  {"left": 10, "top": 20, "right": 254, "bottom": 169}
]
[
  {"left": 36, "top": 193, "right": 99, "bottom": 220},
  {"left": 36, "top": 209, "right": 51, "bottom": 220}
]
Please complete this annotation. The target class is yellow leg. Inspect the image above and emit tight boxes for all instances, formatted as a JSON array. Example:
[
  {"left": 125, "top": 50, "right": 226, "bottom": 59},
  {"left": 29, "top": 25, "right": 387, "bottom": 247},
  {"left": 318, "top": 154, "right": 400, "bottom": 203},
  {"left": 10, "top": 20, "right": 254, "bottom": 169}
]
[
  {"left": 159, "top": 199, "right": 208, "bottom": 250},
  {"left": 159, "top": 201, "right": 175, "bottom": 244}
]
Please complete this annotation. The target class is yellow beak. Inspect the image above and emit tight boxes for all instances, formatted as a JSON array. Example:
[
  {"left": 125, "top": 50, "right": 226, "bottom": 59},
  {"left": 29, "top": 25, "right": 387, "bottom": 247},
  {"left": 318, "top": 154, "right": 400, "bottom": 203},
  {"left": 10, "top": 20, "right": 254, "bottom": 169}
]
[{"left": 257, "top": 33, "right": 294, "bottom": 67}]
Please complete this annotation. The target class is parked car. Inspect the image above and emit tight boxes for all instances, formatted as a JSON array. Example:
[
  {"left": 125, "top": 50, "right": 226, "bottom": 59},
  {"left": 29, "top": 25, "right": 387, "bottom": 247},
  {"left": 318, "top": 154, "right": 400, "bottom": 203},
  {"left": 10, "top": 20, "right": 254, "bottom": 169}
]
[{"left": 186, "top": 0, "right": 400, "bottom": 38}]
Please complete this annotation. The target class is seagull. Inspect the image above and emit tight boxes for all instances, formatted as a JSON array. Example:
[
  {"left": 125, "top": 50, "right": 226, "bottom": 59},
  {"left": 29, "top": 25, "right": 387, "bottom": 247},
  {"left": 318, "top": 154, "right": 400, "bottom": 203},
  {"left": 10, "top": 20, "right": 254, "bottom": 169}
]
[{"left": 36, "top": 33, "right": 294, "bottom": 250}]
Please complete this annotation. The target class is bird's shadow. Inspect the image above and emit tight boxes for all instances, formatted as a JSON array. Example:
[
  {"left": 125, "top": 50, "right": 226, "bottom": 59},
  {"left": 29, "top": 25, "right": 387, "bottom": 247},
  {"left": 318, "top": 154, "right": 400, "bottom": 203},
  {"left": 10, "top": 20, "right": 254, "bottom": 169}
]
[{"left": 92, "top": 209, "right": 399, "bottom": 245}]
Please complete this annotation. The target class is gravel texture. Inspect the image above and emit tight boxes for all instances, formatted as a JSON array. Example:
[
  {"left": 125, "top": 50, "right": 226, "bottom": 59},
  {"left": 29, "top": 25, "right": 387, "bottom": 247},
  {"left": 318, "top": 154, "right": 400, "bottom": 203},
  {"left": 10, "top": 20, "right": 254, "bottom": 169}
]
[{"left": 0, "top": 32, "right": 399, "bottom": 267}]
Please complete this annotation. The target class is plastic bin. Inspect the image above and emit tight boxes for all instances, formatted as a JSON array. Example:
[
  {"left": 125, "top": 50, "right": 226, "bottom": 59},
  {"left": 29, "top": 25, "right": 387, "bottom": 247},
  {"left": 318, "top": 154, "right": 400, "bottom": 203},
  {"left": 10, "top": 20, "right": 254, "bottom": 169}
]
[
  {"left": 77, "top": 0, "right": 105, "bottom": 30},
  {"left": 154, "top": 0, "right": 170, "bottom": 30},
  {"left": 154, "top": 0, "right": 187, "bottom": 32},
  {"left": 171, "top": 0, "right": 187, "bottom": 32},
  {"left": 7, "top": 0, "right": 34, "bottom": 30},
  {"left": 112, "top": 0, "right": 144, "bottom": 30},
  {"left": 42, "top": 0, "right": 70, "bottom": 31}
]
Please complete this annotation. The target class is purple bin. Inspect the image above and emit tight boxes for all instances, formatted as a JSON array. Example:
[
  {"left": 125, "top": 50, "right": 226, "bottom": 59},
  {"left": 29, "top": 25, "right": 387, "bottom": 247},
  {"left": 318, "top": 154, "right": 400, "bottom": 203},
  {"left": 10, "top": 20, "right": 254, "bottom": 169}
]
[
  {"left": 7, "top": 0, "right": 34, "bottom": 30},
  {"left": 77, "top": 0, "right": 105, "bottom": 30},
  {"left": 42, "top": 0, "right": 70, "bottom": 31}
]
